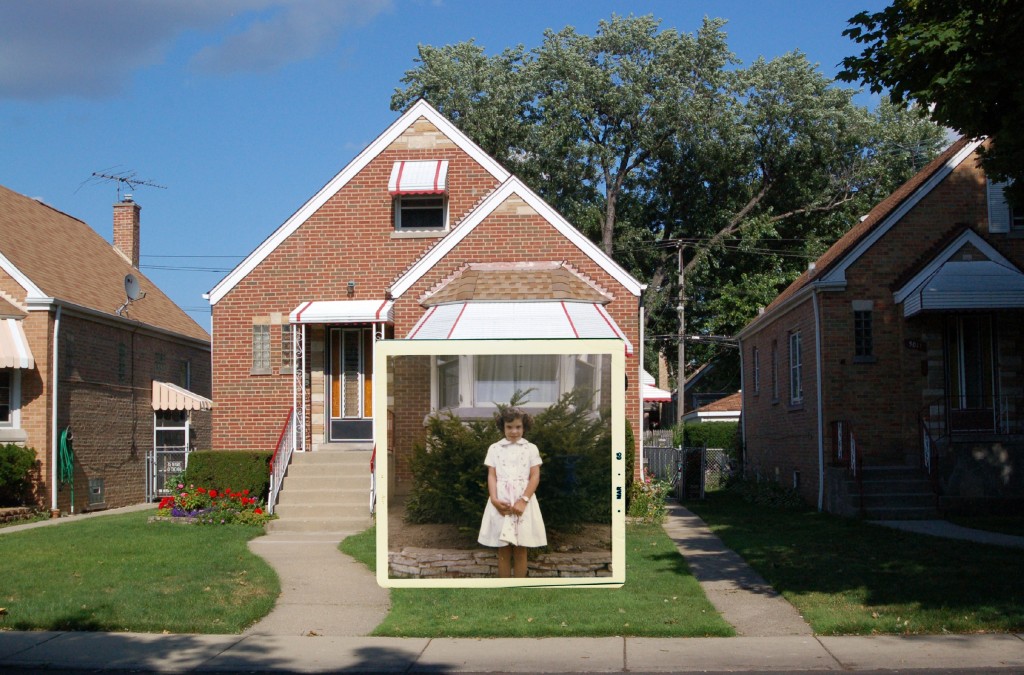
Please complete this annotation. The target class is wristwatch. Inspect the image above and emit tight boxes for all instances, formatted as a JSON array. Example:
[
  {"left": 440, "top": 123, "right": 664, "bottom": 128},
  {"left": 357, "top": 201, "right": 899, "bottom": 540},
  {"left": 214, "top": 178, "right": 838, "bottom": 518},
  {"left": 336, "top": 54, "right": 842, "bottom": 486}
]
[{"left": 521, "top": 495, "right": 530, "bottom": 503}]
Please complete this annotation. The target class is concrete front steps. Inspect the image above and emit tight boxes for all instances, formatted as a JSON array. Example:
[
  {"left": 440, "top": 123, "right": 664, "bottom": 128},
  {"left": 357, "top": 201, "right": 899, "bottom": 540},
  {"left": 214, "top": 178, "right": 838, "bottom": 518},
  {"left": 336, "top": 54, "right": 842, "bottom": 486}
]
[
  {"left": 267, "top": 444, "right": 375, "bottom": 534},
  {"left": 849, "top": 465, "right": 938, "bottom": 520}
]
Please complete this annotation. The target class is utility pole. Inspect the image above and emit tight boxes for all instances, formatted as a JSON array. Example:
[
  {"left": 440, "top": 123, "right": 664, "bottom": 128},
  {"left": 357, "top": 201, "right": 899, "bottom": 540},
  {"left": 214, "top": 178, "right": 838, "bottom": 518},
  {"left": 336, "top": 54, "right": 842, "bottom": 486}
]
[{"left": 676, "top": 241, "right": 685, "bottom": 425}]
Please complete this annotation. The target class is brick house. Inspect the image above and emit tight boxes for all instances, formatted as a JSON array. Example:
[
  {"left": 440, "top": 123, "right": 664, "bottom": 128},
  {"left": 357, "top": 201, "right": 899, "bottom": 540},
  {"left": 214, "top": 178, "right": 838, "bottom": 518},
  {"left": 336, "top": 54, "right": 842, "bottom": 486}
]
[
  {"left": 205, "top": 100, "right": 644, "bottom": 499},
  {"left": 0, "top": 184, "right": 211, "bottom": 513},
  {"left": 737, "top": 138, "right": 1024, "bottom": 514}
]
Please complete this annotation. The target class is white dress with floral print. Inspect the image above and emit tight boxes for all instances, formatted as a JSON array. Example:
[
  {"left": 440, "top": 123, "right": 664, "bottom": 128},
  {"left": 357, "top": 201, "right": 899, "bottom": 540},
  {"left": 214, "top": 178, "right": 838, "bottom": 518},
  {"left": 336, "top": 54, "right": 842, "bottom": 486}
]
[{"left": 477, "top": 438, "right": 547, "bottom": 548}]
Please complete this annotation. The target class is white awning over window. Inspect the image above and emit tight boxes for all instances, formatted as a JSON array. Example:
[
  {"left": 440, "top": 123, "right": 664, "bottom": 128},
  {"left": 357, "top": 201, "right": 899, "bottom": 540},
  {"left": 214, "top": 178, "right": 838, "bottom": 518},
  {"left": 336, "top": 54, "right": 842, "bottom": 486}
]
[
  {"left": 388, "top": 160, "right": 449, "bottom": 195},
  {"left": 642, "top": 369, "right": 672, "bottom": 402},
  {"left": 0, "top": 318, "right": 34, "bottom": 369},
  {"left": 900, "top": 260, "right": 1024, "bottom": 317},
  {"left": 407, "top": 301, "right": 634, "bottom": 355},
  {"left": 289, "top": 300, "right": 395, "bottom": 324},
  {"left": 152, "top": 381, "right": 213, "bottom": 411}
]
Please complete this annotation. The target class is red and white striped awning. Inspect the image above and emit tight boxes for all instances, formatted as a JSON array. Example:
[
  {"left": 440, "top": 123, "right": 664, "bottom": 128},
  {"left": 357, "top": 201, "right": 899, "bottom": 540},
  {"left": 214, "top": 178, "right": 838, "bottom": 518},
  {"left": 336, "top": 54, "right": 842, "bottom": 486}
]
[
  {"left": 407, "top": 301, "right": 633, "bottom": 355},
  {"left": 0, "top": 318, "right": 34, "bottom": 369},
  {"left": 289, "top": 300, "right": 394, "bottom": 324},
  {"left": 388, "top": 160, "right": 449, "bottom": 195},
  {"left": 152, "top": 381, "right": 213, "bottom": 411}
]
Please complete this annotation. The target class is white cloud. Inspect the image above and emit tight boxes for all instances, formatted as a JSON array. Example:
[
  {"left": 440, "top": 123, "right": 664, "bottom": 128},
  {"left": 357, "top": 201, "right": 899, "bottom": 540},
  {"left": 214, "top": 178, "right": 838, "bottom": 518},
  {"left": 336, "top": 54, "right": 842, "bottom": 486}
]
[{"left": 0, "top": 0, "right": 392, "bottom": 101}]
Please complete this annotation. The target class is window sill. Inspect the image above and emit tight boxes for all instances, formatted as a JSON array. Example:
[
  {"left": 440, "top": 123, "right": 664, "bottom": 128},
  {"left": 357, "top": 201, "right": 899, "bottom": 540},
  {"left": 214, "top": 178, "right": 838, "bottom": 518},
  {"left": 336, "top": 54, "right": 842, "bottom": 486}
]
[
  {"left": 391, "top": 229, "right": 448, "bottom": 239},
  {"left": 250, "top": 368, "right": 272, "bottom": 376},
  {"left": 0, "top": 427, "right": 27, "bottom": 443},
  {"left": 788, "top": 401, "right": 805, "bottom": 412},
  {"left": 852, "top": 356, "right": 877, "bottom": 364}
]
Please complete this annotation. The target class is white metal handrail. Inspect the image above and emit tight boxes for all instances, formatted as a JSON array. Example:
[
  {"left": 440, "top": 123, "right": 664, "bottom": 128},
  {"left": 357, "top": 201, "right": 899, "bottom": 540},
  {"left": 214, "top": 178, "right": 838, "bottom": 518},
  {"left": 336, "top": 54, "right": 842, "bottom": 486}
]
[{"left": 268, "top": 409, "right": 295, "bottom": 515}]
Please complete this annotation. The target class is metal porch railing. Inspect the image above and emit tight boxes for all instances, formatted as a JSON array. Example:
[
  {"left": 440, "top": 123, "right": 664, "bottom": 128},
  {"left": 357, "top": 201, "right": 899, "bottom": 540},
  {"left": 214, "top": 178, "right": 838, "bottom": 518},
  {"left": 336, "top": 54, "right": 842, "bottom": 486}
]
[{"left": 267, "top": 407, "right": 295, "bottom": 515}]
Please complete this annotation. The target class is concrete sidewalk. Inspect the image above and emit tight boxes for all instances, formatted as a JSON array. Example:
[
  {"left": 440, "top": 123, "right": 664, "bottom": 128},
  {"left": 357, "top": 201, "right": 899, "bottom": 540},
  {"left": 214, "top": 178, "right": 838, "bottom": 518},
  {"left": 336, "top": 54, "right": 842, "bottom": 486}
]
[{"left": 0, "top": 631, "right": 1022, "bottom": 672}]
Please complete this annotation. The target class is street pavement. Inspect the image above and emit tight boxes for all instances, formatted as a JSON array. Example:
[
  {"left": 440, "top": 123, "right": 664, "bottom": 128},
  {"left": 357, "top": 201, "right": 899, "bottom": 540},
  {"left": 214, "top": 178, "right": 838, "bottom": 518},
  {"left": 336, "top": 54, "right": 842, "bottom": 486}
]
[{"left": 1, "top": 501, "right": 1023, "bottom": 672}]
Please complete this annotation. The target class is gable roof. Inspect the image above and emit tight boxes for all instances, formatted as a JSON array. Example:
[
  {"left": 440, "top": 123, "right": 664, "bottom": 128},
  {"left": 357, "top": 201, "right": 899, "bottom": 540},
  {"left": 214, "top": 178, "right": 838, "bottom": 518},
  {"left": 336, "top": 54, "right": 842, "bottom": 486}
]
[
  {"left": 0, "top": 185, "right": 209, "bottom": 343},
  {"left": 739, "top": 137, "right": 983, "bottom": 338},
  {"left": 389, "top": 176, "right": 644, "bottom": 299},
  {"left": 206, "top": 100, "right": 512, "bottom": 306}
]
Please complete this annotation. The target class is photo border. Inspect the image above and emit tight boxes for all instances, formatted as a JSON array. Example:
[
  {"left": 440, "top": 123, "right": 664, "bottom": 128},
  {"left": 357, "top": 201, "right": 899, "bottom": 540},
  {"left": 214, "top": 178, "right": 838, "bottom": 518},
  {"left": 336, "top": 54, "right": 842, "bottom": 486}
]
[{"left": 373, "top": 338, "right": 626, "bottom": 588}]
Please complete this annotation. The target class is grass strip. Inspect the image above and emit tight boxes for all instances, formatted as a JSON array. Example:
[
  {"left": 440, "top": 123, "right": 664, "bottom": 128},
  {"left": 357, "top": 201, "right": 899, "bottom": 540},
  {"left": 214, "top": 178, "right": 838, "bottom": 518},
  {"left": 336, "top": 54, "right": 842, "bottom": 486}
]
[
  {"left": 687, "top": 490, "right": 1024, "bottom": 635},
  {"left": 340, "top": 522, "right": 732, "bottom": 638},
  {"left": 0, "top": 511, "right": 278, "bottom": 633}
]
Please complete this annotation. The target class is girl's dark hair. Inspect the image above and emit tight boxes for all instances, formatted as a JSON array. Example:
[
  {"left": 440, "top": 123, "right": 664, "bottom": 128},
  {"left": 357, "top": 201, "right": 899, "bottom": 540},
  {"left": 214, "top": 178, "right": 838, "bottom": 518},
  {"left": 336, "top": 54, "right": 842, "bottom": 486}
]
[{"left": 495, "top": 407, "right": 532, "bottom": 434}]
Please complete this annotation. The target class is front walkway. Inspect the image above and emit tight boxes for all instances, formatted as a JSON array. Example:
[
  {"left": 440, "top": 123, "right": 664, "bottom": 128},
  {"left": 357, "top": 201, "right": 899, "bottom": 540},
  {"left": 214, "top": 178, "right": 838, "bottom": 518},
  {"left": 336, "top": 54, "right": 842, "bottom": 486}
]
[{"left": 661, "top": 501, "right": 813, "bottom": 636}]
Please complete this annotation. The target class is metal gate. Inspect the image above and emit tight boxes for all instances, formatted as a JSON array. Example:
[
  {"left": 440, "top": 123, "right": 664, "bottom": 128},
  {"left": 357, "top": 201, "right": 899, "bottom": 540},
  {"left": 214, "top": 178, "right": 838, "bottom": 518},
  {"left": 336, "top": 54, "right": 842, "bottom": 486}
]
[
  {"left": 645, "top": 443, "right": 731, "bottom": 500},
  {"left": 147, "top": 412, "right": 191, "bottom": 501}
]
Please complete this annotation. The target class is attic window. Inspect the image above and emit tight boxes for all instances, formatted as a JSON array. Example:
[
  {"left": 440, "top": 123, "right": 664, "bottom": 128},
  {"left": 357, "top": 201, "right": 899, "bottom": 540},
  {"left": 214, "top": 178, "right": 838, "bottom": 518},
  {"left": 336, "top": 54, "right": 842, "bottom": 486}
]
[{"left": 390, "top": 160, "right": 449, "bottom": 231}]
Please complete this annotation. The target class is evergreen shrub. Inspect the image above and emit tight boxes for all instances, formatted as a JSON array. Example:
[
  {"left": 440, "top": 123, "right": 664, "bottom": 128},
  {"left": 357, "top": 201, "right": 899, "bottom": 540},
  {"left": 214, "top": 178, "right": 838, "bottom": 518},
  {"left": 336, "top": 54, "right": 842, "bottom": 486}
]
[
  {"left": 181, "top": 451, "right": 272, "bottom": 501},
  {"left": 0, "top": 443, "right": 36, "bottom": 506},
  {"left": 405, "top": 391, "right": 613, "bottom": 532}
]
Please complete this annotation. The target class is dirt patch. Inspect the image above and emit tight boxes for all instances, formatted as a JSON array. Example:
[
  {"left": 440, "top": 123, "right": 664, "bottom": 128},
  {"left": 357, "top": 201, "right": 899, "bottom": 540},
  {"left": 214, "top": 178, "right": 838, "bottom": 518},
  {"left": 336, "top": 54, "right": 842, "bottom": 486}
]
[{"left": 386, "top": 499, "right": 611, "bottom": 553}]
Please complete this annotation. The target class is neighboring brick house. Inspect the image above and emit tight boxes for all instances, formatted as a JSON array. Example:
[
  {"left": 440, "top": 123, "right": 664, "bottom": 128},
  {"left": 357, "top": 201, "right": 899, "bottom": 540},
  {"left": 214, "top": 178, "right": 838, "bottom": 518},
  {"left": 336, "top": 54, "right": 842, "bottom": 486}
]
[
  {"left": 0, "top": 184, "right": 211, "bottom": 513},
  {"left": 737, "top": 138, "right": 1024, "bottom": 512},
  {"left": 206, "top": 100, "right": 644, "bottom": 494}
]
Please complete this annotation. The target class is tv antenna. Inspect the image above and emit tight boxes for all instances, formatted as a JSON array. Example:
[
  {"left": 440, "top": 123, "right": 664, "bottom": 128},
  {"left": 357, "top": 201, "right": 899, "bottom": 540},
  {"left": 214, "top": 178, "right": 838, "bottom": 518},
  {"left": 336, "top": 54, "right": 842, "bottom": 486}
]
[{"left": 88, "top": 169, "right": 166, "bottom": 201}]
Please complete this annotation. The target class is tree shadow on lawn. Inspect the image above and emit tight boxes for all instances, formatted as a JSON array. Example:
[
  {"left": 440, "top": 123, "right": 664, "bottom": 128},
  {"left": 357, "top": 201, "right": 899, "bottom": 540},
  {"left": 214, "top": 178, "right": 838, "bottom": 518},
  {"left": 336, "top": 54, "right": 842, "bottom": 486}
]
[{"left": 688, "top": 495, "right": 1024, "bottom": 630}]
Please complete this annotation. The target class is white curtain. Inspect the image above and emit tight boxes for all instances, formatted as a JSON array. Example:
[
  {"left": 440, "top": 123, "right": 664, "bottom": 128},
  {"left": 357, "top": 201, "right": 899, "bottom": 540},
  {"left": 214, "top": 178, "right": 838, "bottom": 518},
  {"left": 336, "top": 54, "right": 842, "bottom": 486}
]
[{"left": 475, "top": 355, "right": 559, "bottom": 404}]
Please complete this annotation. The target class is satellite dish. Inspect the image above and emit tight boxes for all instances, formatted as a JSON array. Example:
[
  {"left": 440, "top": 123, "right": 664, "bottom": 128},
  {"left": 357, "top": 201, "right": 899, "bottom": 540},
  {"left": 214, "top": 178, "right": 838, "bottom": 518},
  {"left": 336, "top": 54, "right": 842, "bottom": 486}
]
[{"left": 125, "top": 274, "right": 141, "bottom": 300}]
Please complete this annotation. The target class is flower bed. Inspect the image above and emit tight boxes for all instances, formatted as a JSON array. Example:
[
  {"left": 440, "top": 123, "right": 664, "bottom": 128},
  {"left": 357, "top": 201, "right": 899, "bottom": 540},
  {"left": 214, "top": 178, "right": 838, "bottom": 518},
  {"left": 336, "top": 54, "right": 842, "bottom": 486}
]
[{"left": 153, "top": 484, "right": 273, "bottom": 526}]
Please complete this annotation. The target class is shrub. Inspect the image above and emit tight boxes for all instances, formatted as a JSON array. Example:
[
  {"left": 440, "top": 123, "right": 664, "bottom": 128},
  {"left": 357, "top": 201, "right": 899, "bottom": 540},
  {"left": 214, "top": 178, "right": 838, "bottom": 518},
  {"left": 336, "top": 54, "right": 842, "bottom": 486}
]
[
  {"left": 674, "top": 421, "right": 738, "bottom": 454},
  {"left": 730, "top": 477, "right": 807, "bottom": 510},
  {"left": 627, "top": 471, "right": 671, "bottom": 523},
  {"left": 181, "top": 451, "right": 272, "bottom": 501},
  {"left": 0, "top": 443, "right": 37, "bottom": 506},
  {"left": 405, "top": 390, "right": 613, "bottom": 532}
]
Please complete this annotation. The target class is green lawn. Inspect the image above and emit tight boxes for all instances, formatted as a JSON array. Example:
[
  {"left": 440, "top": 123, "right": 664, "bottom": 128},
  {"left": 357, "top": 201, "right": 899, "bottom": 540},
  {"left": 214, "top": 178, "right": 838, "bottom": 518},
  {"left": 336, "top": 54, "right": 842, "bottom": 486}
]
[
  {"left": 0, "top": 511, "right": 278, "bottom": 633},
  {"left": 687, "top": 490, "right": 1024, "bottom": 635},
  {"left": 339, "top": 523, "right": 733, "bottom": 638}
]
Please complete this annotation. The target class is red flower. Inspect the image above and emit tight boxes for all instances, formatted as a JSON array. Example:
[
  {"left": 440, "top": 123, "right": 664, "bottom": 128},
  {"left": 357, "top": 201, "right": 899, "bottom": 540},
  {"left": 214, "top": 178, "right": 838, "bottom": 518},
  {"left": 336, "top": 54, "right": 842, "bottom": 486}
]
[
  {"left": 243, "top": 489, "right": 250, "bottom": 495},
  {"left": 254, "top": 508, "right": 263, "bottom": 515},
  {"left": 208, "top": 489, "right": 218, "bottom": 498},
  {"left": 158, "top": 497, "right": 174, "bottom": 509},
  {"left": 196, "top": 487, "right": 206, "bottom": 494}
]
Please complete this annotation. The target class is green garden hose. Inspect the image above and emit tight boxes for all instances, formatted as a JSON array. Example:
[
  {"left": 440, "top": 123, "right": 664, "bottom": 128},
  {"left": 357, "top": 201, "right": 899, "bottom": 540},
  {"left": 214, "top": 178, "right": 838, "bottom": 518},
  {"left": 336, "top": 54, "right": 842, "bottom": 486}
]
[{"left": 59, "top": 427, "right": 74, "bottom": 512}]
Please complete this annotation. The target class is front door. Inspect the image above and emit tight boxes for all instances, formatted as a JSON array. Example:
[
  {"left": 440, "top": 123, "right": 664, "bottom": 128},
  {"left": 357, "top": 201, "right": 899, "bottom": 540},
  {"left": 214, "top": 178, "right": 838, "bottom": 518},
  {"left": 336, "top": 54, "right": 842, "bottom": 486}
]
[
  {"left": 328, "top": 326, "right": 373, "bottom": 441},
  {"left": 945, "top": 315, "right": 996, "bottom": 432}
]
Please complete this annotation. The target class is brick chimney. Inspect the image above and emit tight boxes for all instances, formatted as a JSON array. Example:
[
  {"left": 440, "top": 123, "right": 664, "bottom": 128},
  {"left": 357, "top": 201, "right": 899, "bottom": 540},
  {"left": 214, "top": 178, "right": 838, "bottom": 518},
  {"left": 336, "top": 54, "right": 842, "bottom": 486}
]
[{"left": 113, "top": 195, "right": 141, "bottom": 268}]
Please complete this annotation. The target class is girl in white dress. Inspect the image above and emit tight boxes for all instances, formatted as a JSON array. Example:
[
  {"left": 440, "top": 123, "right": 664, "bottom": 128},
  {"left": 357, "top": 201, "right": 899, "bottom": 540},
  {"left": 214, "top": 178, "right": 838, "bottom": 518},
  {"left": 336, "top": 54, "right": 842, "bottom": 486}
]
[{"left": 477, "top": 408, "right": 547, "bottom": 577}]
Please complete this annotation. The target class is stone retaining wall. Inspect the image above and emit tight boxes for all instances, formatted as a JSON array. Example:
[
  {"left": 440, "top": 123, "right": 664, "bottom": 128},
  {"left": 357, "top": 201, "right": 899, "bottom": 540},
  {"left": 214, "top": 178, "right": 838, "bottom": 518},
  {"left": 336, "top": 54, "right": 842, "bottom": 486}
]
[
  {"left": 389, "top": 547, "right": 612, "bottom": 578},
  {"left": 0, "top": 507, "right": 38, "bottom": 524}
]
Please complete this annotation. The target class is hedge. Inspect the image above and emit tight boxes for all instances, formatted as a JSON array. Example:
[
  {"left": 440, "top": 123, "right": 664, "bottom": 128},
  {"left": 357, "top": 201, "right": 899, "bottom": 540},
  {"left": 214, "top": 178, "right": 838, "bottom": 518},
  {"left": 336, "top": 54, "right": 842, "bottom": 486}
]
[{"left": 180, "top": 451, "right": 273, "bottom": 501}]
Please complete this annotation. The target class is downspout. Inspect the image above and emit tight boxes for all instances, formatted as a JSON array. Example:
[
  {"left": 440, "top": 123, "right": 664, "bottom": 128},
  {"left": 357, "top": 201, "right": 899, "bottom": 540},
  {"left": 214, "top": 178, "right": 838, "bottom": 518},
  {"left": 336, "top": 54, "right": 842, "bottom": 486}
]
[
  {"left": 50, "top": 305, "right": 62, "bottom": 513},
  {"left": 638, "top": 303, "right": 645, "bottom": 481},
  {"left": 737, "top": 335, "right": 746, "bottom": 474},
  {"left": 812, "top": 288, "right": 825, "bottom": 511}
]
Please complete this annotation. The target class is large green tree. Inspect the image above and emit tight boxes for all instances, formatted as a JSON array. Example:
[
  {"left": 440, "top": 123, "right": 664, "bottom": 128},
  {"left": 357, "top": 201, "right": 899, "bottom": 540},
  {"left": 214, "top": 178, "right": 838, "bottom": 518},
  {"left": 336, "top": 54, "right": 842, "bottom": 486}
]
[
  {"left": 839, "top": 0, "right": 1024, "bottom": 199},
  {"left": 392, "top": 14, "right": 945, "bottom": 387}
]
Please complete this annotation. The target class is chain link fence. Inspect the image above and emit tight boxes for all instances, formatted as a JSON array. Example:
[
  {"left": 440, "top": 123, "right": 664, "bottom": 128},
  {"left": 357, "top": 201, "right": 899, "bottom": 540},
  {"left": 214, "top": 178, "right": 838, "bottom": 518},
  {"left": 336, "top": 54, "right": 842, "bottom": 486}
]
[{"left": 643, "top": 432, "right": 732, "bottom": 500}]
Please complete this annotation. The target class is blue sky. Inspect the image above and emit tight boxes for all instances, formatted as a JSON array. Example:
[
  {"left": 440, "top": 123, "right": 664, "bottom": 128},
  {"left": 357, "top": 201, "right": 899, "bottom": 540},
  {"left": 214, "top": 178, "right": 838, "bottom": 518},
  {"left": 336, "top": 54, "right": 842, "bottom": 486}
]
[{"left": 0, "top": 0, "right": 886, "bottom": 331}]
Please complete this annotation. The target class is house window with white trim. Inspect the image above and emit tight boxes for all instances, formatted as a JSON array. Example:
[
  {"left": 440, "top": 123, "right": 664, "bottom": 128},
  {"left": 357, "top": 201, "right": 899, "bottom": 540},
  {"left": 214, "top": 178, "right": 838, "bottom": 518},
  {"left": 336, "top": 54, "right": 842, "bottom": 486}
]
[
  {"left": 433, "top": 353, "right": 603, "bottom": 412},
  {"left": 789, "top": 331, "right": 803, "bottom": 404},
  {"left": 752, "top": 346, "right": 760, "bottom": 394},
  {"left": 395, "top": 196, "right": 447, "bottom": 230}
]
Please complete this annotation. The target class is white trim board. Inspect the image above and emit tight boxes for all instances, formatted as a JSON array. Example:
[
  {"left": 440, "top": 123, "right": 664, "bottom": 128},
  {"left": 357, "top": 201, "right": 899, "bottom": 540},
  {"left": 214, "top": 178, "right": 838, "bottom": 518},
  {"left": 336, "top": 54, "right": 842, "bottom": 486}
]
[{"left": 206, "top": 100, "right": 511, "bottom": 306}]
